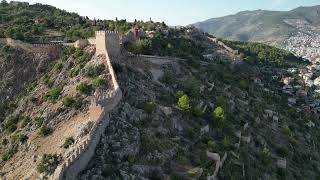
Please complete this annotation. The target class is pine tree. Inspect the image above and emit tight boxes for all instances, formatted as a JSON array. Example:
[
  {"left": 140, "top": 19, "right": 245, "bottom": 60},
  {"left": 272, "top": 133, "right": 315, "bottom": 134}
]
[{"left": 178, "top": 95, "right": 190, "bottom": 112}]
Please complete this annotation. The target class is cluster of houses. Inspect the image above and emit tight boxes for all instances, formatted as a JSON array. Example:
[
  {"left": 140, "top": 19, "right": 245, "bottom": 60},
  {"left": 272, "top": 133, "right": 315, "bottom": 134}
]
[
  {"left": 281, "top": 63, "right": 320, "bottom": 117},
  {"left": 122, "top": 25, "right": 169, "bottom": 44},
  {"left": 284, "top": 19, "right": 320, "bottom": 62}
]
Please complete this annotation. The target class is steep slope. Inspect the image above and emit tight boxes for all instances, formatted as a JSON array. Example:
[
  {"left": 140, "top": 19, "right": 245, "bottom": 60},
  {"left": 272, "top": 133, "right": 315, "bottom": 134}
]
[
  {"left": 193, "top": 5, "right": 320, "bottom": 46},
  {"left": 79, "top": 47, "right": 320, "bottom": 179},
  {"left": 0, "top": 38, "right": 116, "bottom": 179}
]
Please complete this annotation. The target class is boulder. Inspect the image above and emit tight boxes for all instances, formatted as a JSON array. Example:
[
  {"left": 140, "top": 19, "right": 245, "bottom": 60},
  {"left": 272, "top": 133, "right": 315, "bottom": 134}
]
[
  {"left": 200, "top": 125, "right": 210, "bottom": 135},
  {"left": 159, "top": 106, "right": 173, "bottom": 116},
  {"left": 187, "top": 167, "right": 203, "bottom": 178},
  {"left": 277, "top": 159, "right": 287, "bottom": 169}
]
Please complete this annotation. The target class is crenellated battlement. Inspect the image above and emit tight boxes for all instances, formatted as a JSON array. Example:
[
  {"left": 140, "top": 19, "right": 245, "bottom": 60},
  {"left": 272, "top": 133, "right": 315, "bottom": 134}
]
[
  {"left": 49, "top": 30, "right": 122, "bottom": 180},
  {"left": 95, "top": 30, "right": 119, "bottom": 35},
  {"left": 95, "top": 30, "right": 120, "bottom": 56}
]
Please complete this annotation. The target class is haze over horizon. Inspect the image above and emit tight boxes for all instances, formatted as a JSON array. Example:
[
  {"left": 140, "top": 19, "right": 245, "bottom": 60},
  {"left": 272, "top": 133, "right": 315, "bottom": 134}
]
[{"left": 11, "top": 0, "right": 320, "bottom": 25}]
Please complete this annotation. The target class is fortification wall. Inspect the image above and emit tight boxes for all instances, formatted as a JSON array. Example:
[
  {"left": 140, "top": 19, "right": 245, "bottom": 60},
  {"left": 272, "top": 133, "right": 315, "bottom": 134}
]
[
  {"left": 49, "top": 31, "right": 122, "bottom": 180},
  {"left": 135, "top": 54, "right": 210, "bottom": 66},
  {"left": 1, "top": 38, "right": 63, "bottom": 54},
  {"left": 95, "top": 31, "right": 120, "bottom": 56}
]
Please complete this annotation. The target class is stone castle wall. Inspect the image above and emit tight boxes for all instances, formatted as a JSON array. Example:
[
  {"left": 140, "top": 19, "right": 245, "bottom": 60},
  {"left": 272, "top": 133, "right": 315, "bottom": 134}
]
[
  {"left": 49, "top": 31, "right": 122, "bottom": 180},
  {"left": 1, "top": 38, "right": 63, "bottom": 54},
  {"left": 95, "top": 31, "right": 121, "bottom": 56}
]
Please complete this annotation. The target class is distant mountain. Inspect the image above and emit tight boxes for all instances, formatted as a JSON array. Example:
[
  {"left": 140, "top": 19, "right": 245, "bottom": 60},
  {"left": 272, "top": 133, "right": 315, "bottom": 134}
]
[{"left": 193, "top": 5, "right": 320, "bottom": 46}]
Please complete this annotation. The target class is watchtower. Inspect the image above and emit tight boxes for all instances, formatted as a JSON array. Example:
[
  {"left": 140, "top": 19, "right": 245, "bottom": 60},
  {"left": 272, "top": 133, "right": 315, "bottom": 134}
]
[{"left": 95, "top": 31, "right": 120, "bottom": 56}]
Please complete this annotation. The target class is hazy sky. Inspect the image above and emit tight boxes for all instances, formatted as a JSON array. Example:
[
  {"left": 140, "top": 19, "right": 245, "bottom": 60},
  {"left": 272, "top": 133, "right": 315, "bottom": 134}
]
[{"left": 17, "top": 0, "right": 320, "bottom": 25}]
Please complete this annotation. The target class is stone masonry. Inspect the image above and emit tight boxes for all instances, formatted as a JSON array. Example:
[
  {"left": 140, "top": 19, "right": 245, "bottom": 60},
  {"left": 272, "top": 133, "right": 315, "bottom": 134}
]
[{"left": 49, "top": 31, "right": 122, "bottom": 180}]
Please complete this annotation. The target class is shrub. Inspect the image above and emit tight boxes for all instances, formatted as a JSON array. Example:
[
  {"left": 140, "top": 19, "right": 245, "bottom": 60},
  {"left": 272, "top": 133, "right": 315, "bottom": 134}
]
[
  {"left": 176, "top": 91, "right": 184, "bottom": 98},
  {"left": 193, "top": 104, "right": 204, "bottom": 117},
  {"left": 178, "top": 95, "right": 190, "bottom": 112},
  {"left": 92, "top": 77, "right": 107, "bottom": 88},
  {"left": 62, "top": 96, "right": 75, "bottom": 107},
  {"left": 26, "top": 81, "right": 38, "bottom": 92},
  {"left": 276, "top": 146, "right": 289, "bottom": 158},
  {"left": 28, "top": 96, "right": 38, "bottom": 104},
  {"left": 212, "top": 106, "right": 225, "bottom": 128},
  {"left": 1, "top": 146, "right": 17, "bottom": 162},
  {"left": 76, "top": 83, "right": 92, "bottom": 95},
  {"left": 144, "top": 102, "right": 156, "bottom": 113},
  {"left": 60, "top": 46, "right": 75, "bottom": 61},
  {"left": 160, "top": 70, "right": 175, "bottom": 85},
  {"left": 75, "top": 51, "right": 90, "bottom": 66},
  {"left": 63, "top": 137, "right": 75, "bottom": 149},
  {"left": 69, "top": 65, "right": 81, "bottom": 77},
  {"left": 53, "top": 62, "right": 63, "bottom": 72},
  {"left": 73, "top": 96, "right": 84, "bottom": 109},
  {"left": 207, "top": 140, "right": 216, "bottom": 152},
  {"left": 37, "top": 154, "right": 60, "bottom": 174},
  {"left": 18, "top": 134, "right": 28, "bottom": 143},
  {"left": 2, "top": 138, "right": 8, "bottom": 146},
  {"left": 44, "top": 87, "right": 63, "bottom": 101},
  {"left": 220, "top": 136, "right": 231, "bottom": 151},
  {"left": 42, "top": 75, "right": 53, "bottom": 88},
  {"left": 21, "top": 116, "right": 31, "bottom": 128},
  {"left": 258, "top": 148, "right": 272, "bottom": 166},
  {"left": 239, "top": 80, "right": 249, "bottom": 91},
  {"left": 84, "top": 64, "right": 105, "bottom": 78},
  {"left": 102, "top": 165, "right": 113, "bottom": 177},
  {"left": 182, "top": 77, "right": 201, "bottom": 97},
  {"left": 34, "top": 117, "right": 44, "bottom": 128},
  {"left": 4, "top": 114, "right": 21, "bottom": 133},
  {"left": 37, "top": 62, "right": 46, "bottom": 73},
  {"left": 216, "top": 96, "right": 226, "bottom": 109},
  {"left": 170, "top": 173, "right": 185, "bottom": 180},
  {"left": 39, "top": 125, "right": 52, "bottom": 137}
]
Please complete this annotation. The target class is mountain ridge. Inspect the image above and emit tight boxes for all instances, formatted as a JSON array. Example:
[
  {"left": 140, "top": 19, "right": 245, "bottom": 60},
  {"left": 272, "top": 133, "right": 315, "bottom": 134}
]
[{"left": 192, "top": 5, "right": 320, "bottom": 46}]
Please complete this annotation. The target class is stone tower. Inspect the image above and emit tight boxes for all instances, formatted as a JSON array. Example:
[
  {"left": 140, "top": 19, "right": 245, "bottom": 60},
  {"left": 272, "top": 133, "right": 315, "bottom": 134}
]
[{"left": 95, "top": 31, "right": 120, "bottom": 56}]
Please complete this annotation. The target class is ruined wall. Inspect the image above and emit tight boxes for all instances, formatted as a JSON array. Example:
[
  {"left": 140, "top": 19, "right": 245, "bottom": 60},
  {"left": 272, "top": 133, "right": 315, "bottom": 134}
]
[{"left": 2, "top": 38, "right": 62, "bottom": 55}]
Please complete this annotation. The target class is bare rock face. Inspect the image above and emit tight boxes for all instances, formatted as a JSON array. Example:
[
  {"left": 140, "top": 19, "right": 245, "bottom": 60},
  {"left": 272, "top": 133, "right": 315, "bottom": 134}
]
[
  {"left": 277, "top": 159, "right": 287, "bottom": 169},
  {"left": 0, "top": 45, "right": 57, "bottom": 103}
]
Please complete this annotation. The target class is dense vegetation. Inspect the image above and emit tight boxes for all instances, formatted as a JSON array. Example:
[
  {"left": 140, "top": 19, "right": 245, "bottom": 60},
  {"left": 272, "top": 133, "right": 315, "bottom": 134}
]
[
  {"left": 126, "top": 28, "right": 206, "bottom": 61},
  {"left": 0, "top": 1, "right": 167, "bottom": 43},
  {"left": 223, "top": 40, "right": 306, "bottom": 67}
]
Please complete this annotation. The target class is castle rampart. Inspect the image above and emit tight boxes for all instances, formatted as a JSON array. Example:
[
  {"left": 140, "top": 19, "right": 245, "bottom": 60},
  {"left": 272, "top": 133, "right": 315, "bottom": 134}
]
[{"left": 49, "top": 31, "right": 122, "bottom": 180}]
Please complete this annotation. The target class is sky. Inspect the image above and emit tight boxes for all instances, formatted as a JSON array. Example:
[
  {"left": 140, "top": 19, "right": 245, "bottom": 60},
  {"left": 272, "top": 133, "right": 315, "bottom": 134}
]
[{"left": 15, "top": 0, "right": 320, "bottom": 25}]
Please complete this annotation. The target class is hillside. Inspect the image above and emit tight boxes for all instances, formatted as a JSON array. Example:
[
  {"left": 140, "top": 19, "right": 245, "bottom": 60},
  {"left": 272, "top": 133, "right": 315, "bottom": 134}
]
[
  {"left": 193, "top": 5, "right": 320, "bottom": 46},
  {"left": 1, "top": 2, "right": 320, "bottom": 180},
  {"left": 0, "top": 1, "right": 164, "bottom": 43},
  {"left": 80, "top": 40, "right": 320, "bottom": 179}
]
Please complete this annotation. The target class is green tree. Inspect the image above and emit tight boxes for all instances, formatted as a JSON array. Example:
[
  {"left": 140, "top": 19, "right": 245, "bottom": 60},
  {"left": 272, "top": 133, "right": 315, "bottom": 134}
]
[
  {"left": 212, "top": 106, "right": 225, "bottom": 128},
  {"left": 178, "top": 95, "right": 190, "bottom": 112},
  {"left": 63, "top": 137, "right": 75, "bottom": 149},
  {"left": 143, "top": 102, "right": 156, "bottom": 113},
  {"left": 182, "top": 77, "right": 201, "bottom": 98},
  {"left": 76, "top": 83, "right": 92, "bottom": 95},
  {"left": 193, "top": 104, "right": 204, "bottom": 117},
  {"left": 258, "top": 148, "right": 272, "bottom": 166},
  {"left": 37, "top": 154, "right": 60, "bottom": 174},
  {"left": 62, "top": 96, "right": 75, "bottom": 107}
]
